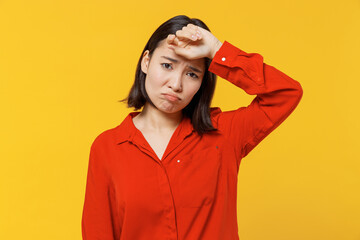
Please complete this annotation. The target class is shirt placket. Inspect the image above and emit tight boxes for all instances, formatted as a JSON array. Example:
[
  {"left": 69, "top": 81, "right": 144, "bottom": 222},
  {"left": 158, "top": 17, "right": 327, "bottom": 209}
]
[{"left": 129, "top": 130, "right": 193, "bottom": 240}]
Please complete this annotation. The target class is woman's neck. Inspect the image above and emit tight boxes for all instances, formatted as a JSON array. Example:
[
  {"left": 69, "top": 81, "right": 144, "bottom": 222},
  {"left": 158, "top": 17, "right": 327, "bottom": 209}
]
[{"left": 133, "top": 103, "right": 183, "bottom": 133}]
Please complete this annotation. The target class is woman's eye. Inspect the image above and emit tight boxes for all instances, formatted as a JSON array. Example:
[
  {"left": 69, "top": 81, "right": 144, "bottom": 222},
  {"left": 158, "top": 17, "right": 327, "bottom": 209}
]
[
  {"left": 188, "top": 72, "right": 199, "bottom": 79},
  {"left": 161, "top": 63, "right": 172, "bottom": 69},
  {"left": 161, "top": 63, "right": 198, "bottom": 79}
]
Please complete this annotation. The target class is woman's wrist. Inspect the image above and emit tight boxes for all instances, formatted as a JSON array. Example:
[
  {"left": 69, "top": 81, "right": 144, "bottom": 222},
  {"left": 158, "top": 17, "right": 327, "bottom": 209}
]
[{"left": 210, "top": 40, "right": 223, "bottom": 59}]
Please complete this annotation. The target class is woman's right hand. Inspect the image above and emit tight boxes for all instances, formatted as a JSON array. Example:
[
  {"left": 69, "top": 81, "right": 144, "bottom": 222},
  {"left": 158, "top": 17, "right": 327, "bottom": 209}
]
[{"left": 166, "top": 24, "right": 223, "bottom": 60}]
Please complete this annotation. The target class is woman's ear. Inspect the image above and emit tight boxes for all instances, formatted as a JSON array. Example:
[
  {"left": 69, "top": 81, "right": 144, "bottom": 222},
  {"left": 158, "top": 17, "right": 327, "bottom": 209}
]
[{"left": 141, "top": 50, "right": 150, "bottom": 74}]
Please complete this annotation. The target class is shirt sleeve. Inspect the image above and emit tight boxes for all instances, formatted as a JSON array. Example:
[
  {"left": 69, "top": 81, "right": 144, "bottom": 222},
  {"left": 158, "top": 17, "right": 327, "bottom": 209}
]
[
  {"left": 208, "top": 41, "right": 303, "bottom": 168},
  {"left": 82, "top": 135, "right": 121, "bottom": 240}
]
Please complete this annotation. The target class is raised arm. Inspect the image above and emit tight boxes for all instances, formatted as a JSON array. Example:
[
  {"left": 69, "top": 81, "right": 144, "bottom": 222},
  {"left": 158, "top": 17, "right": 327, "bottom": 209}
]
[
  {"left": 209, "top": 41, "right": 303, "bottom": 168},
  {"left": 166, "top": 24, "right": 303, "bottom": 169}
]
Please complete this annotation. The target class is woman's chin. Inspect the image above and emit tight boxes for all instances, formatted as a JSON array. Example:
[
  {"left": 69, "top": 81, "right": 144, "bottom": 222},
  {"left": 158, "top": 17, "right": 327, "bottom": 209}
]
[{"left": 157, "top": 104, "right": 183, "bottom": 114}]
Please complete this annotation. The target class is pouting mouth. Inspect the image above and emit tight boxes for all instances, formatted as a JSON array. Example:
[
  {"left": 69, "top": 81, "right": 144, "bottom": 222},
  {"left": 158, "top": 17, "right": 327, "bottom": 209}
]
[{"left": 163, "top": 93, "right": 181, "bottom": 101}]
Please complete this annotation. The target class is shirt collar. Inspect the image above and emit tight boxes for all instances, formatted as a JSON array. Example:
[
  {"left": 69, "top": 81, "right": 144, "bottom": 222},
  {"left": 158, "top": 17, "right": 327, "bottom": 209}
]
[{"left": 114, "top": 111, "right": 196, "bottom": 145}]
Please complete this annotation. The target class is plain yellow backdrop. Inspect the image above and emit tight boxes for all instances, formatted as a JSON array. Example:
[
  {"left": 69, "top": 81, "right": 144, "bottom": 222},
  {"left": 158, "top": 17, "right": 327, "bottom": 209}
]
[{"left": 0, "top": 0, "right": 359, "bottom": 239}]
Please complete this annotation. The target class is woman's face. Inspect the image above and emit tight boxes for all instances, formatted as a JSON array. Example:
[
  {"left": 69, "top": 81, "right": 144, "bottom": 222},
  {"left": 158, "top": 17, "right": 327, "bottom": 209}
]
[{"left": 141, "top": 39, "right": 205, "bottom": 114}]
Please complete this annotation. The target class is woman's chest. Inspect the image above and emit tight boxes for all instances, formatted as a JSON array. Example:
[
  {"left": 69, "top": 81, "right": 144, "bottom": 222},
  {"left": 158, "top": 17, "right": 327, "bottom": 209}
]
[{"left": 107, "top": 133, "right": 239, "bottom": 209}]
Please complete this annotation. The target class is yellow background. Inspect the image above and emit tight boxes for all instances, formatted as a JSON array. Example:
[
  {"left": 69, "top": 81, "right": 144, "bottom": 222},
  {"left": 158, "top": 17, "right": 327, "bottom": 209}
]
[{"left": 1, "top": 0, "right": 359, "bottom": 239}]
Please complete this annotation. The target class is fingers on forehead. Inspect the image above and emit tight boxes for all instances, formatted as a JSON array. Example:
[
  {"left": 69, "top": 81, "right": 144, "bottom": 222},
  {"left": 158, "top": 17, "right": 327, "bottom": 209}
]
[
  {"left": 181, "top": 24, "right": 198, "bottom": 32},
  {"left": 187, "top": 23, "right": 198, "bottom": 30}
]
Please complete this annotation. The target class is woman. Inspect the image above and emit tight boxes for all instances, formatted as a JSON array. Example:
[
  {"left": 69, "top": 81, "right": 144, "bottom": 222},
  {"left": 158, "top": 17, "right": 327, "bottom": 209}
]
[{"left": 82, "top": 15, "right": 303, "bottom": 240}]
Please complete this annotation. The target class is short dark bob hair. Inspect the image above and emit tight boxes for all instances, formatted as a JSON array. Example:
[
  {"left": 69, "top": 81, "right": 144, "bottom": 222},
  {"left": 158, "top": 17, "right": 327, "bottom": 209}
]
[{"left": 120, "top": 15, "right": 218, "bottom": 136}]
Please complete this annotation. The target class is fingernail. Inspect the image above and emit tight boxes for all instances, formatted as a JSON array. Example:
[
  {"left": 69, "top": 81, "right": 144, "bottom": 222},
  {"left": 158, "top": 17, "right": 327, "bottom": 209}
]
[
  {"left": 196, "top": 33, "right": 201, "bottom": 38},
  {"left": 192, "top": 35, "right": 196, "bottom": 40}
]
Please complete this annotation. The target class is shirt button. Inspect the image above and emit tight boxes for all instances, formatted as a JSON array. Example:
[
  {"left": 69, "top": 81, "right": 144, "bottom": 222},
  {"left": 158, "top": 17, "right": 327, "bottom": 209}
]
[
  {"left": 221, "top": 57, "right": 226, "bottom": 61},
  {"left": 177, "top": 160, "right": 180, "bottom": 163}
]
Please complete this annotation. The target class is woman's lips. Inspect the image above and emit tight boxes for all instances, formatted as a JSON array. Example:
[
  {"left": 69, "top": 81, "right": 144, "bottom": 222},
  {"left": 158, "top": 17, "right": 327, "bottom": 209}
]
[{"left": 163, "top": 93, "right": 180, "bottom": 102}]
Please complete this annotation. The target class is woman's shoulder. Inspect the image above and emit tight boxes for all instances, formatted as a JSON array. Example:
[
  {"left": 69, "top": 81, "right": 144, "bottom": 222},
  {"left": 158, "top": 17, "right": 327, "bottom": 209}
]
[
  {"left": 93, "top": 116, "right": 129, "bottom": 145},
  {"left": 91, "top": 112, "right": 136, "bottom": 148},
  {"left": 210, "top": 107, "right": 222, "bottom": 116},
  {"left": 209, "top": 107, "right": 223, "bottom": 129},
  {"left": 90, "top": 126, "right": 118, "bottom": 149},
  {"left": 209, "top": 106, "right": 248, "bottom": 129}
]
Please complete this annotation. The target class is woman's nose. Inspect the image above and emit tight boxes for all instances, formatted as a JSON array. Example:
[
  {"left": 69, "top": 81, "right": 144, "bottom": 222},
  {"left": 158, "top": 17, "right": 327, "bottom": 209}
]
[{"left": 169, "top": 74, "right": 182, "bottom": 92}]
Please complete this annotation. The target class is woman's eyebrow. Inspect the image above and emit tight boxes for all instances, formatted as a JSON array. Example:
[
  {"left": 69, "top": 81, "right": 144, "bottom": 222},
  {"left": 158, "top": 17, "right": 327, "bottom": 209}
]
[{"left": 161, "top": 56, "right": 203, "bottom": 73}]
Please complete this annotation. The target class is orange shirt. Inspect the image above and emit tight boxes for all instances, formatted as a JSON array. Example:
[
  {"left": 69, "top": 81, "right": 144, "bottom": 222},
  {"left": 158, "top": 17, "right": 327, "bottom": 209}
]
[{"left": 82, "top": 41, "right": 303, "bottom": 240}]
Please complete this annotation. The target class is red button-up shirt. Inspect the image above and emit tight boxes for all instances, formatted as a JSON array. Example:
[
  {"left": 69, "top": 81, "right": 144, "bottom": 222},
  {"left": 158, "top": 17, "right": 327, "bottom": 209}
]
[{"left": 82, "top": 41, "right": 303, "bottom": 240}]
